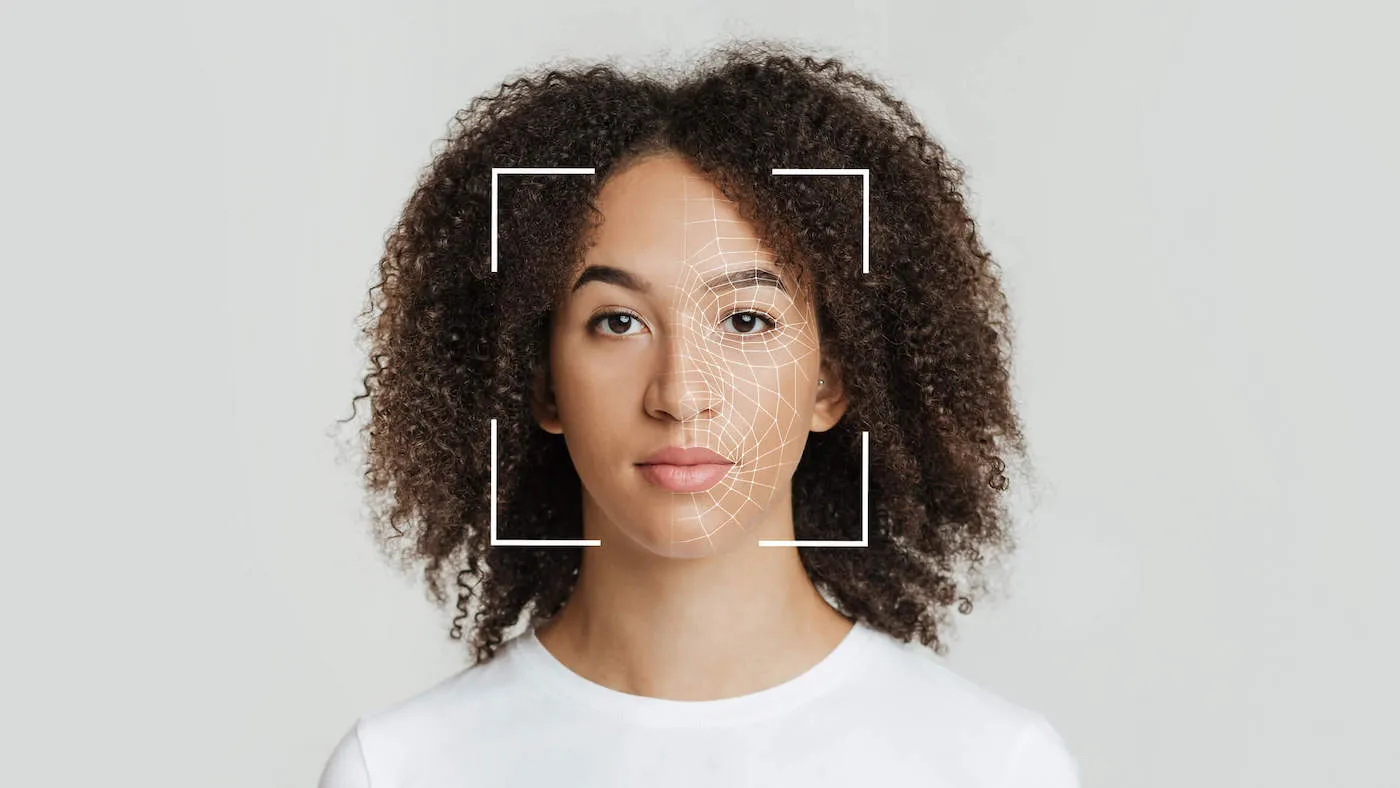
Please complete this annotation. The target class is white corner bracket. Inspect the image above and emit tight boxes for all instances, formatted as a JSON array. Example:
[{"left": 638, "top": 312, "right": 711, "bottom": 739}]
[
  {"left": 760, "top": 168, "right": 870, "bottom": 547},
  {"left": 490, "top": 167, "right": 601, "bottom": 546}
]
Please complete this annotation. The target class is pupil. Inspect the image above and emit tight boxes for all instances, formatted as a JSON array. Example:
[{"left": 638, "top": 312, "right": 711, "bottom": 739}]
[
  {"left": 608, "top": 315, "right": 631, "bottom": 333},
  {"left": 735, "top": 314, "right": 755, "bottom": 332}
]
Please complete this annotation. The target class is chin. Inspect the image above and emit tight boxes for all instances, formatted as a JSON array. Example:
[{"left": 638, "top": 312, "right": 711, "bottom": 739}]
[
  {"left": 627, "top": 524, "right": 749, "bottom": 559},
  {"left": 621, "top": 499, "right": 760, "bottom": 558}
]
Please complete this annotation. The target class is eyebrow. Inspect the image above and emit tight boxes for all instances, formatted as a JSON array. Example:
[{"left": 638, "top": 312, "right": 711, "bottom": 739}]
[{"left": 571, "top": 265, "right": 789, "bottom": 296}]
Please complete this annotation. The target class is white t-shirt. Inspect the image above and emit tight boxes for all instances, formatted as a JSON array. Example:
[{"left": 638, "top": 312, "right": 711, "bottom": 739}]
[{"left": 317, "top": 620, "right": 1080, "bottom": 787}]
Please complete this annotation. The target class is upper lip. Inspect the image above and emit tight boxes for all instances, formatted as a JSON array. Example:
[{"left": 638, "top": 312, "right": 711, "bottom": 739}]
[{"left": 638, "top": 446, "right": 735, "bottom": 466}]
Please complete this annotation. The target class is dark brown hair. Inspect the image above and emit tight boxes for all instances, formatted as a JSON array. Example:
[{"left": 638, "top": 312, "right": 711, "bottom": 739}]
[{"left": 338, "top": 39, "right": 1036, "bottom": 667}]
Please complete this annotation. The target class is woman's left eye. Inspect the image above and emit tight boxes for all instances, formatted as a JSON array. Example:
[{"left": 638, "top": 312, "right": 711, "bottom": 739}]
[{"left": 722, "top": 311, "right": 777, "bottom": 335}]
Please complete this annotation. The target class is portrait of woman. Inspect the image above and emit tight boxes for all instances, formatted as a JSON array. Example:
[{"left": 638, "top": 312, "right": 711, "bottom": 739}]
[
  {"left": 317, "top": 40, "right": 1078, "bottom": 787},
  {"left": 11, "top": 0, "right": 1393, "bottom": 782}
]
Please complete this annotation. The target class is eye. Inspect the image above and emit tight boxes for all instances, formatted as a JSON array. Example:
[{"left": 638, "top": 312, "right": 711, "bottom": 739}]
[
  {"left": 722, "top": 311, "right": 778, "bottom": 335},
  {"left": 589, "top": 311, "right": 648, "bottom": 336}
]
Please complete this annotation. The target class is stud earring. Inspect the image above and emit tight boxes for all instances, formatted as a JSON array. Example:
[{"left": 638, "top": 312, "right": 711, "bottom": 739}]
[{"left": 819, "top": 379, "right": 825, "bottom": 386}]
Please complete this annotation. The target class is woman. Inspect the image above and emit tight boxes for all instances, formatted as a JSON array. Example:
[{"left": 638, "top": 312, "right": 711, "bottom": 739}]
[{"left": 320, "top": 40, "right": 1080, "bottom": 787}]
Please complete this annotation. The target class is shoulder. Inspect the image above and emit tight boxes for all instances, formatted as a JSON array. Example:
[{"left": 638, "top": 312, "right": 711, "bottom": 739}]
[
  {"left": 1000, "top": 712, "right": 1081, "bottom": 787},
  {"left": 848, "top": 627, "right": 1041, "bottom": 733},
  {"left": 316, "top": 719, "right": 369, "bottom": 788},
  {"left": 842, "top": 626, "right": 1081, "bottom": 786},
  {"left": 316, "top": 635, "right": 538, "bottom": 787}
]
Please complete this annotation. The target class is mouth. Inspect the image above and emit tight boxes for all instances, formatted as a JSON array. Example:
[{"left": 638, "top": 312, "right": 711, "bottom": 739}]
[
  {"left": 635, "top": 462, "right": 735, "bottom": 493},
  {"left": 635, "top": 445, "right": 736, "bottom": 493}
]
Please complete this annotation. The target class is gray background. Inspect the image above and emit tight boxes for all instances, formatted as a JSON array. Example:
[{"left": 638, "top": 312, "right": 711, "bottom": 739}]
[{"left": 2, "top": 0, "right": 1395, "bottom": 786}]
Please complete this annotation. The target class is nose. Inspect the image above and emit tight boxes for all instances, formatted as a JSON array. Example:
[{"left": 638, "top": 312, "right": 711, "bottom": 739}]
[{"left": 643, "top": 318, "right": 723, "bottom": 422}]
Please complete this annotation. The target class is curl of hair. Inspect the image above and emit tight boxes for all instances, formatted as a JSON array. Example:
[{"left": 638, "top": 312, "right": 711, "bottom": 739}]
[{"left": 337, "top": 40, "right": 1036, "bottom": 667}]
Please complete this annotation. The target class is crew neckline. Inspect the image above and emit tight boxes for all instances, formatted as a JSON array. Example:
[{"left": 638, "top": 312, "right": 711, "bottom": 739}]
[{"left": 513, "top": 619, "right": 878, "bottom": 728}]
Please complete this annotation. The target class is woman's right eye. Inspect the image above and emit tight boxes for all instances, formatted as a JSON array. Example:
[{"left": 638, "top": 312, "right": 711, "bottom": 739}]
[{"left": 590, "top": 312, "right": 647, "bottom": 336}]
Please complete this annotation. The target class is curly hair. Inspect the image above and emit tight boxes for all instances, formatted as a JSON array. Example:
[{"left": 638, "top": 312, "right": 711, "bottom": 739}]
[{"left": 337, "top": 39, "right": 1036, "bottom": 668}]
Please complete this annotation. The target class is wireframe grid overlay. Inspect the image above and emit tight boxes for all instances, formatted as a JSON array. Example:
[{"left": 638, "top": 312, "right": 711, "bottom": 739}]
[{"left": 489, "top": 166, "right": 869, "bottom": 548}]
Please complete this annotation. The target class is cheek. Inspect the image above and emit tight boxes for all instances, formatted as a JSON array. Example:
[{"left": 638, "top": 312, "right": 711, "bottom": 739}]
[
  {"left": 550, "top": 345, "right": 642, "bottom": 482},
  {"left": 552, "top": 350, "right": 638, "bottom": 424},
  {"left": 726, "top": 348, "right": 816, "bottom": 437}
]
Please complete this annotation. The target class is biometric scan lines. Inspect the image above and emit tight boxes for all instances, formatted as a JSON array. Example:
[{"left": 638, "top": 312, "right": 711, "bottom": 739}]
[
  {"left": 488, "top": 166, "right": 869, "bottom": 549},
  {"left": 644, "top": 173, "right": 817, "bottom": 553}
]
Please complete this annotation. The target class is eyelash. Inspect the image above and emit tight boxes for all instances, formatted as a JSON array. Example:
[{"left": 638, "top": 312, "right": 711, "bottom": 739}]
[{"left": 588, "top": 309, "right": 780, "bottom": 337}]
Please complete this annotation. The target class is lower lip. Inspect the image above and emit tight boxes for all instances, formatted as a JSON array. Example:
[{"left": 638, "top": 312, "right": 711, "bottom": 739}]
[{"left": 637, "top": 463, "right": 734, "bottom": 493}]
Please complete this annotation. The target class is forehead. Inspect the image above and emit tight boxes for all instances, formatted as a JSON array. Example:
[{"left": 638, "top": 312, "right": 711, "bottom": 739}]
[{"left": 577, "top": 153, "right": 797, "bottom": 294}]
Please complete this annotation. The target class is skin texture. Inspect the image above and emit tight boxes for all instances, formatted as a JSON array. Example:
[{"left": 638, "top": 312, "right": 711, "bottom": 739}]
[
  {"left": 529, "top": 152, "right": 854, "bottom": 699},
  {"left": 339, "top": 41, "right": 1035, "bottom": 678}
]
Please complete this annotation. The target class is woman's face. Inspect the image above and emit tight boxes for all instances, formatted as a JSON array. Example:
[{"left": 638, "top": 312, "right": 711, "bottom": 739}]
[{"left": 532, "top": 152, "right": 845, "bottom": 558}]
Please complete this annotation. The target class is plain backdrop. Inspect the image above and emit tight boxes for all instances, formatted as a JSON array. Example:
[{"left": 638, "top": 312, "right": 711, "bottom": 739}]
[{"left": 2, "top": 1, "right": 1396, "bottom": 786}]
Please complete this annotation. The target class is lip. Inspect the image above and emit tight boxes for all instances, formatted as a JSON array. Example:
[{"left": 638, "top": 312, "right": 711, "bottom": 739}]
[
  {"left": 638, "top": 446, "right": 734, "bottom": 466},
  {"left": 636, "top": 462, "right": 734, "bottom": 493},
  {"left": 635, "top": 446, "right": 736, "bottom": 493}
]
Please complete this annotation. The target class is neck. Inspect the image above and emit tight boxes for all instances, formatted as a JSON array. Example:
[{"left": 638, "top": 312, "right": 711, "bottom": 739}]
[{"left": 534, "top": 487, "right": 854, "bottom": 701}]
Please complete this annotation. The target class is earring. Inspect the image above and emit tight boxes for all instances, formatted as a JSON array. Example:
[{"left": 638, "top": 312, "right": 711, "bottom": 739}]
[{"left": 819, "top": 379, "right": 825, "bottom": 386}]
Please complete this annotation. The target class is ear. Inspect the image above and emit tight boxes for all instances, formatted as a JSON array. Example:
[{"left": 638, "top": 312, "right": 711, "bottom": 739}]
[
  {"left": 530, "top": 362, "right": 564, "bottom": 435},
  {"left": 809, "top": 357, "right": 847, "bottom": 433}
]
